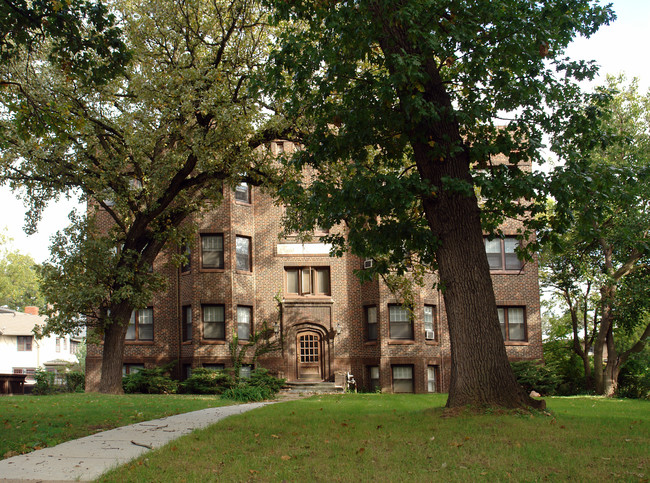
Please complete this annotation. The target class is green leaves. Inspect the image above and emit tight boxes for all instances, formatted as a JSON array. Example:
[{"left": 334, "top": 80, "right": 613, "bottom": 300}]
[
  {"left": 0, "top": 230, "right": 44, "bottom": 311},
  {"left": 0, "top": 0, "right": 285, "bottom": 350}
]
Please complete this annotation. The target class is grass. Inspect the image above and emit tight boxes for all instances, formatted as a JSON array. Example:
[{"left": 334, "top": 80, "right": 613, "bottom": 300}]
[
  {"left": 0, "top": 392, "right": 230, "bottom": 459},
  {"left": 98, "top": 394, "right": 649, "bottom": 482}
]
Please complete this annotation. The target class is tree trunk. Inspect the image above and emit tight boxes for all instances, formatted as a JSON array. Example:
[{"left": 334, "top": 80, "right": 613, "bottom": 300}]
[
  {"left": 419, "top": 149, "right": 541, "bottom": 409},
  {"left": 370, "top": 4, "right": 541, "bottom": 410},
  {"left": 594, "top": 284, "right": 615, "bottom": 396},
  {"left": 97, "top": 303, "right": 133, "bottom": 394},
  {"left": 599, "top": 362, "right": 620, "bottom": 397},
  {"left": 581, "top": 351, "right": 593, "bottom": 391}
]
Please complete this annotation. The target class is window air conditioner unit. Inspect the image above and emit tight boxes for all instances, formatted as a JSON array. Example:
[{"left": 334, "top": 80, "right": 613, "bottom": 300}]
[
  {"left": 363, "top": 259, "right": 374, "bottom": 269},
  {"left": 425, "top": 330, "right": 435, "bottom": 340}
]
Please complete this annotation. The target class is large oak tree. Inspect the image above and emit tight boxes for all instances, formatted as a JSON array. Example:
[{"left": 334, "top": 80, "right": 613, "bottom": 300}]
[
  {"left": 264, "top": 0, "right": 614, "bottom": 408},
  {"left": 0, "top": 0, "right": 286, "bottom": 394}
]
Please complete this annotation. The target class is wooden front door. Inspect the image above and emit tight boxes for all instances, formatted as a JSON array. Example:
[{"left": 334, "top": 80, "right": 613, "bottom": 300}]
[{"left": 297, "top": 331, "right": 321, "bottom": 381}]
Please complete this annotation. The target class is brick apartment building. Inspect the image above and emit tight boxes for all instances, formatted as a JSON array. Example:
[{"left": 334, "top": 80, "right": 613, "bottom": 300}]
[{"left": 86, "top": 141, "right": 542, "bottom": 393}]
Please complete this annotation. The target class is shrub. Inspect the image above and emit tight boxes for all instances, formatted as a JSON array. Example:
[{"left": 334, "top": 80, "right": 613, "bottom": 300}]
[
  {"left": 221, "top": 384, "right": 271, "bottom": 402},
  {"left": 219, "top": 369, "right": 285, "bottom": 402},
  {"left": 617, "top": 348, "right": 650, "bottom": 399},
  {"left": 247, "top": 368, "right": 285, "bottom": 394},
  {"left": 32, "top": 369, "right": 58, "bottom": 395},
  {"left": 65, "top": 371, "right": 85, "bottom": 393},
  {"left": 178, "top": 368, "right": 235, "bottom": 395},
  {"left": 122, "top": 365, "right": 178, "bottom": 394},
  {"left": 511, "top": 360, "right": 562, "bottom": 396},
  {"left": 542, "top": 340, "right": 588, "bottom": 395}
]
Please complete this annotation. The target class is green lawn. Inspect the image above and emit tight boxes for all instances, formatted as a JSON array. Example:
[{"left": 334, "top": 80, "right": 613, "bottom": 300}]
[
  {"left": 98, "top": 394, "right": 649, "bottom": 482},
  {"left": 0, "top": 393, "right": 230, "bottom": 459}
]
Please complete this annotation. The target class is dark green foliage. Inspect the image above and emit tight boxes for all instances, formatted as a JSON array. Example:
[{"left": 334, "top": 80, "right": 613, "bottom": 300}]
[
  {"left": 617, "top": 348, "right": 650, "bottom": 400},
  {"left": 178, "top": 368, "right": 235, "bottom": 395},
  {"left": 510, "top": 360, "right": 562, "bottom": 396},
  {"left": 64, "top": 371, "right": 85, "bottom": 393},
  {"left": 0, "top": 0, "right": 131, "bottom": 85},
  {"left": 32, "top": 369, "right": 58, "bottom": 395},
  {"left": 543, "top": 340, "right": 589, "bottom": 396},
  {"left": 220, "top": 369, "right": 285, "bottom": 402},
  {"left": 247, "top": 368, "right": 285, "bottom": 394},
  {"left": 221, "top": 385, "right": 271, "bottom": 403},
  {"left": 32, "top": 368, "right": 85, "bottom": 395},
  {"left": 122, "top": 365, "right": 178, "bottom": 395}
]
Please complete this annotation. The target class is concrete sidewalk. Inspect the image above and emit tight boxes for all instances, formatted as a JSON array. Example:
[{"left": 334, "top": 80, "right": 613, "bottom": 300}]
[{"left": 0, "top": 401, "right": 274, "bottom": 482}]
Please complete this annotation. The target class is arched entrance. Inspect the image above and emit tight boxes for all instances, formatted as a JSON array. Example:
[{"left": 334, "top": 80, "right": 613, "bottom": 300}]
[{"left": 296, "top": 330, "right": 322, "bottom": 381}]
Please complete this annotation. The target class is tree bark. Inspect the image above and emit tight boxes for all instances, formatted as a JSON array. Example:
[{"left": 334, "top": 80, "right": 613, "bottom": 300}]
[
  {"left": 418, "top": 148, "right": 541, "bottom": 409},
  {"left": 97, "top": 302, "right": 133, "bottom": 394}
]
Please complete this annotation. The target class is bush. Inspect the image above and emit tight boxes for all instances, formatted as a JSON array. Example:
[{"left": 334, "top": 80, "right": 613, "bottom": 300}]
[
  {"left": 617, "top": 348, "right": 650, "bottom": 399},
  {"left": 178, "top": 368, "right": 235, "bottom": 395},
  {"left": 65, "top": 371, "right": 85, "bottom": 392},
  {"left": 247, "top": 368, "right": 285, "bottom": 394},
  {"left": 32, "top": 369, "right": 58, "bottom": 395},
  {"left": 221, "top": 384, "right": 271, "bottom": 402},
  {"left": 219, "top": 369, "right": 285, "bottom": 402},
  {"left": 542, "top": 340, "right": 589, "bottom": 395},
  {"left": 511, "top": 360, "right": 562, "bottom": 396},
  {"left": 122, "top": 365, "right": 178, "bottom": 394}
]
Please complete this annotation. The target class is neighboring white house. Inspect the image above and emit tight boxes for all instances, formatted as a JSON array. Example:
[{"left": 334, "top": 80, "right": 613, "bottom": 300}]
[{"left": 0, "top": 307, "right": 81, "bottom": 385}]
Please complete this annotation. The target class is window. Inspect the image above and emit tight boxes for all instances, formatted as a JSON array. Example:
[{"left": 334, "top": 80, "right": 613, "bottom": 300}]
[
  {"left": 235, "top": 182, "right": 251, "bottom": 203},
  {"left": 203, "top": 305, "right": 225, "bottom": 340},
  {"left": 237, "top": 306, "right": 252, "bottom": 340},
  {"left": 236, "top": 236, "right": 251, "bottom": 271},
  {"left": 17, "top": 336, "right": 32, "bottom": 351},
  {"left": 122, "top": 364, "right": 144, "bottom": 376},
  {"left": 201, "top": 234, "right": 224, "bottom": 269},
  {"left": 276, "top": 141, "right": 284, "bottom": 154},
  {"left": 427, "top": 366, "right": 438, "bottom": 393},
  {"left": 498, "top": 307, "right": 526, "bottom": 341},
  {"left": 63, "top": 338, "right": 67, "bottom": 351},
  {"left": 46, "top": 367, "right": 65, "bottom": 385},
  {"left": 203, "top": 363, "right": 225, "bottom": 371},
  {"left": 285, "top": 267, "right": 331, "bottom": 296},
  {"left": 13, "top": 367, "right": 36, "bottom": 383},
  {"left": 70, "top": 340, "right": 80, "bottom": 354},
  {"left": 389, "top": 305, "right": 413, "bottom": 339},
  {"left": 369, "top": 366, "right": 380, "bottom": 392},
  {"left": 366, "top": 306, "right": 378, "bottom": 341},
  {"left": 392, "top": 365, "right": 414, "bottom": 393},
  {"left": 484, "top": 237, "right": 522, "bottom": 271},
  {"left": 424, "top": 305, "right": 436, "bottom": 340},
  {"left": 240, "top": 364, "right": 253, "bottom": 379},
  {"left": 182, "top": 305, "right": 192, "bottom": 342},
  {"left": 126, "top": 308, "right": 154, "bottom": 341},
  {"left": 126, "top": 309, "right": 151, "bottom": 341},
  {"left": 55, "top": 337, "right": 61, "bottom": 352},
  {"left": 181, "top": 243, "right": 191, "bottom": 273}
]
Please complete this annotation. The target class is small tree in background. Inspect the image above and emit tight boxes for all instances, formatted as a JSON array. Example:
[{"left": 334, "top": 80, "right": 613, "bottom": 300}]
[
  {"left": 543, "top": 77, "right": 650, "bottom": 396},
  {"left": 0, "top": 229, "right": 44, "bottom": 311}
]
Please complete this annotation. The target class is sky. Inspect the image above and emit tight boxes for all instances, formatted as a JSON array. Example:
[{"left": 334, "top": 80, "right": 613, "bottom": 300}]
[{"left": 1, "top": 0, "right": 649, "bottom": 264}]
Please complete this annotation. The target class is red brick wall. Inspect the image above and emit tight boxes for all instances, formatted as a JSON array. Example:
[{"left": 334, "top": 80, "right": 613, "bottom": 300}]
[{"left": 87, "top": 141, "right": 543, "bottom": 393}]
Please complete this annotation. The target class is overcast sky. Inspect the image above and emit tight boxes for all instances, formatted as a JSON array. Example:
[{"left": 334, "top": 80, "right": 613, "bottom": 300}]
[{"left": 1, "top": 0, "right": 648, "bottom": 263}]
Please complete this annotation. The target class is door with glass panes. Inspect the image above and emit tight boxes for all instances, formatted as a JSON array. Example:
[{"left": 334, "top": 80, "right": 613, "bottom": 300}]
[{"left": 297, "top": 331, "right": 322, "bottom": 381}]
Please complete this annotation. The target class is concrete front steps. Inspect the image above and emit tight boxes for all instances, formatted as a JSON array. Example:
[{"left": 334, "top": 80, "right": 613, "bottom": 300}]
[{"left": 279, "top": 381, "right": 344, "bottom": 396}]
